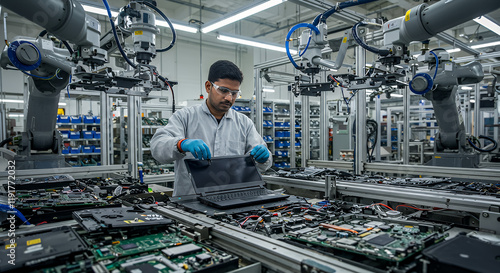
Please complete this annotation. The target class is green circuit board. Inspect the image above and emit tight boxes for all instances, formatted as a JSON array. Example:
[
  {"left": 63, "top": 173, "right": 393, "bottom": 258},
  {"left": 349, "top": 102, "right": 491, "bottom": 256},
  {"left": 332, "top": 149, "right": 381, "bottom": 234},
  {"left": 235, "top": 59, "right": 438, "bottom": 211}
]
[
  {"left": 89, "top": 232, "right": 192, "bottom": 261},
  {"left": 286, "top": 217, "right": 448, "bottom": 262}
]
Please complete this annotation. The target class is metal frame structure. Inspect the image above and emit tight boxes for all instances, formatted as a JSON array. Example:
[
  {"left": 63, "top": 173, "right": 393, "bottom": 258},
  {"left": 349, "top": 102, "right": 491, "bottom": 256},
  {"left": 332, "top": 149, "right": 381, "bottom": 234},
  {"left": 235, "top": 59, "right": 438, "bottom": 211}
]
[
  {"left": 263, "top": 175, "right": 500, "bottom": 213},
  {"left": 155, "top": 205, "right": 372, "bottom": 273}
]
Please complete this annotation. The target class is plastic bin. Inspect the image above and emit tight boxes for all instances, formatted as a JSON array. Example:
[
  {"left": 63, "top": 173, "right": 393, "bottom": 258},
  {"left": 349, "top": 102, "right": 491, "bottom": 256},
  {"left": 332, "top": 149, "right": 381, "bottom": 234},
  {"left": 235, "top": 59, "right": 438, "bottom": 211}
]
[
  {"left": 81, "top": 158, "right": 97, "bottom": 166},
  {"left": 94, "top": 116, "right": 101, "bottom": 124},
  {"left": 82, "top": 131, "right": 93, "bottom": 139},
  {"left": 58, "top": 115, "right": 71, "bottom": 123},
  {"left": 93, "top": 131, "right": 101, "bottom": 139},
  {"left": 70, "top": 146, "right": 81, "bottom": 154},
  {"left": 69, "top": 131, "right": 80, "bottom": 139},
  {"left": 94, "top": 146, "right": 101, "bottom": 153},
  {"left": 60, "top": 131, "right": 70, "bottom": 139},
  {"left": 275, "top": 131, "right": 285, "bottom": 137},
  {"left": 82, "top": 145, "right": 95, "bottom": 153},
  {"left": 61, "top": 147, "right": 70, "bottom": 154},
  {"left": 70, "top": 115, "right": 82, "bottom": 123},
  {"left": 83, "top": 115, "right": 95, "bottom": 124}
]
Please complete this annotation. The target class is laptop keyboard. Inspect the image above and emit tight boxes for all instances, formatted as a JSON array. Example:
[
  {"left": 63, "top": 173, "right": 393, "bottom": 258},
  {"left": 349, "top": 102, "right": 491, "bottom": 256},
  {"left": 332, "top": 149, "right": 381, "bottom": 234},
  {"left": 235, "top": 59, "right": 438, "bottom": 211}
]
[{"left": 202, "top": 188, "right": 276, "bottom": 202}]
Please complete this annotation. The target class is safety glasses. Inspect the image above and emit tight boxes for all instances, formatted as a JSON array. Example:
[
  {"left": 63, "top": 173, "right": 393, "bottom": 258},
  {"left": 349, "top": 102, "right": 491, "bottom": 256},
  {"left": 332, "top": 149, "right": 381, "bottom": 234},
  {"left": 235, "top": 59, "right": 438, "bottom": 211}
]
[{"left": 211, "top": 82, "right": 240, "bottom": 98}]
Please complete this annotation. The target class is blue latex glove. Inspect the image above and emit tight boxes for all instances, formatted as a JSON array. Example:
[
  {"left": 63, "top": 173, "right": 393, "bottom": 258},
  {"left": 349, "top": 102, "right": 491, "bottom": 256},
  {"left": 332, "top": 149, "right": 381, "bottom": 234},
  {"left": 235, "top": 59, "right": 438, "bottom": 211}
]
[
  {"left": 181, "top": 139, "right": 211, "bottom": 160},
  {"left": 250, "top": 144, "right": 270, "bottom": 163}
]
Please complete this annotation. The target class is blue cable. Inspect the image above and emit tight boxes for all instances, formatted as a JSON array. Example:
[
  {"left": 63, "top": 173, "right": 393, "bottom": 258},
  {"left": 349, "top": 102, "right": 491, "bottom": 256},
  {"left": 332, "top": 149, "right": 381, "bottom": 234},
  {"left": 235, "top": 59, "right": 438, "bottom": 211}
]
[
  {"left": 21, "top": 69, "right": 60, "bottom": 80},
  {"left": 0, "top": 204, "right": 31, "bottom": 225},
  {"left": 429, "top": 51, "right": 439, "bottom": 79},
  {"left": 286, "top": 23, "right": 320, "bottom": 69},
  {"left": 298, "top": 31, "right": 312, "bottom": 57},
  {"left": 102, "top": 0, "right": 137, "bottom": 69}
]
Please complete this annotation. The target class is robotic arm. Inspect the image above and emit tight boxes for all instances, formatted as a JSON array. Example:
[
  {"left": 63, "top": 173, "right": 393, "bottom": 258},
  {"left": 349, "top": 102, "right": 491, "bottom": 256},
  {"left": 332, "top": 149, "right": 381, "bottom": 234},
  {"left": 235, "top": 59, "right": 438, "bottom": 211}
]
[{"left": 0, "top": 0, "right": 176, "bottom": 169}]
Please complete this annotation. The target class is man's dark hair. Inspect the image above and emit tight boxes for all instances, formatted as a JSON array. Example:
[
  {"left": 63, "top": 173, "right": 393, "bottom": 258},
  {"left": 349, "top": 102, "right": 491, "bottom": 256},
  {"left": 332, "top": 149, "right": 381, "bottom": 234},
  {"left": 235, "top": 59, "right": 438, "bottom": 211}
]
[{"left": 208, "top": 60, "right": 243, "bottom": 83}]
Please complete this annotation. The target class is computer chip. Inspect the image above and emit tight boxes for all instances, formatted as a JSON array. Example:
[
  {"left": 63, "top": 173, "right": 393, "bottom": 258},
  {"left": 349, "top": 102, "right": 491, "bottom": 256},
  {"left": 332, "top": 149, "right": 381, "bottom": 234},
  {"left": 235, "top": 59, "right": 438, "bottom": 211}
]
[
  {"left": 120, "top": 243, "right": 138, "bottom": 250},
  {"left": 366, "top": 234, "right": 395, "bottom": 246}
]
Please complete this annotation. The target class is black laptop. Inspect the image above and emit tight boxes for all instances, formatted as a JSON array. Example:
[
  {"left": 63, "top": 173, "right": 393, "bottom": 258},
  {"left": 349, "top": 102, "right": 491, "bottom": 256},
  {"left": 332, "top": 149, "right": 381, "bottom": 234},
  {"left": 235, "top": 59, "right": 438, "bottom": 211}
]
[{"left": 184, "top": 155, "right": 289, "bottom": 209}]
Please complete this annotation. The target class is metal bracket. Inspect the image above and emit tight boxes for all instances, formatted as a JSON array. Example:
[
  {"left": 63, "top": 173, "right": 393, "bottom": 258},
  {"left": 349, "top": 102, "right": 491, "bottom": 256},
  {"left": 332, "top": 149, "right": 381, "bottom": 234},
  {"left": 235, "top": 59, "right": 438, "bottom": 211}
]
[{"left": 479, "top": 210, "right": 500, "bottom": 234}]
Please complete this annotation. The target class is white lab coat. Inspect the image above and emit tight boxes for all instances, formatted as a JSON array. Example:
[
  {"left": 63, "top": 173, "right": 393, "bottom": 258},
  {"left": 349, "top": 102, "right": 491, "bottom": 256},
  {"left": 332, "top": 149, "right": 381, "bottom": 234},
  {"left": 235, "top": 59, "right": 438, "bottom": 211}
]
[{"left": 151, "top": 101, "right": 272, "bottom": 196}]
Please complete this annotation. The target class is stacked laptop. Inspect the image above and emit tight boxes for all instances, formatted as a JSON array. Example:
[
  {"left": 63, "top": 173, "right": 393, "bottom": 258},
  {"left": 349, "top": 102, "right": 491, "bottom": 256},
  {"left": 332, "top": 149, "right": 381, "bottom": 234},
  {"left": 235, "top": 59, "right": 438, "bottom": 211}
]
[{"left": 184, "top": 155, "right": 289, "bottom": 209}]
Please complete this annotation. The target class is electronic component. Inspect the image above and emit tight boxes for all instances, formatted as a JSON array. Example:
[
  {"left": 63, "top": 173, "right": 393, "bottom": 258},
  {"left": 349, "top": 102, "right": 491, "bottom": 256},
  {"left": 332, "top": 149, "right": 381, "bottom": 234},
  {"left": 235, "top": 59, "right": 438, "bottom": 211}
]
[
  {"left": 161, "top": 243, "right": 202, "bottom": 259},
  {"left": 0, "top": 226, "right": 87, "bottom": 272},
  {"left": 73, "top": 207, "right": 174, "bottom": 232},
  {"left": 421, "top": 234, "right": 500, "bottom": 273}
]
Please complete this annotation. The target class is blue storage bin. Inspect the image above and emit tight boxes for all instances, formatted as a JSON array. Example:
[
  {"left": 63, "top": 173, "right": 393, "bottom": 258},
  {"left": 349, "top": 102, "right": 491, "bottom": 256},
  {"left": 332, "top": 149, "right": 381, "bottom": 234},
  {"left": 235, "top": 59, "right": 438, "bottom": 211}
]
[
  {"left": 244, "top": 107, "right": 251, "bottom": 112},
  {"left": 69, "top": 131, "right": 80, "bottom": 139},
  {"left": 70, "top": 115, "right": 82, "bottom": 123},
  {"left": 61, "top": 147, "right": 70, "bottom": 154},
  {"left": 285, "top": 141, "right": 290, "bottom": 147},
  {"left": 284, "top": 122, "right": 290, "bottom": 127},
  {"left": 94, "top": 116, "right": 101, "bottom": 124},
  {"left": 70, "top": 146, "right": 81, "bottom": 154},
  {"left": 82, "top": 145, "right": 95, "bottom": 153},
  {"left": 59, "top": 115, "right": 71, "bottom": 123},
  {"left": 82, "top": 131, "right": 94, "bottom": 139},
  {"left": 284, "top": 131, "right": 291, "bottom": 137},
  {"left": 83, "top": 115, "right": 95, "bottom": 124},
  {"left": 93, "top": 131, "right": 101, "bottom": 139},
  {"left": 60, "top": 131, "right": 70, "bottom": 139},
  {"left": 275, "top": 141, "right": 284, "bottom": 148},
  {"left": 275, "top": 131, "right": 284, "bottom": 137},
  {"left": 295, "top": 131, "right": 302, "bottom": 138},
  {"left": 94, "top": 146, "right": 101, "bottom": 153}
]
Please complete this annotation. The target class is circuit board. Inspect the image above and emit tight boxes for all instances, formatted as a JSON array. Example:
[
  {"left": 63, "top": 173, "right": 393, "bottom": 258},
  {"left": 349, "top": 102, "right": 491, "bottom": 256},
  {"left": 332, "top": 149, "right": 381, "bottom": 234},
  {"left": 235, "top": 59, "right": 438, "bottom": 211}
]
[
  {"left": 88, "top": 232, "right": 192, "bottom": 261},
  {"left": 285, "top": 214, "right": 448, "bottom": 262},
  {"left": 85, "top": 231, "right": 238, "bottom": 272}
]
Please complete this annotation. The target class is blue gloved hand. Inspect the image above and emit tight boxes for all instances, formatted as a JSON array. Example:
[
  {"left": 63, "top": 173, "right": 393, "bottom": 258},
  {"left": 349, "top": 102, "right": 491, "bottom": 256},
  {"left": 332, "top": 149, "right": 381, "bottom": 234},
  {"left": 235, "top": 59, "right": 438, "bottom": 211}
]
[
  {"left": 181, "top": 139, "right": 211, "bottom": 160},
  {"left": 250, "top": 144, "right": 270, "bottom": 163}
]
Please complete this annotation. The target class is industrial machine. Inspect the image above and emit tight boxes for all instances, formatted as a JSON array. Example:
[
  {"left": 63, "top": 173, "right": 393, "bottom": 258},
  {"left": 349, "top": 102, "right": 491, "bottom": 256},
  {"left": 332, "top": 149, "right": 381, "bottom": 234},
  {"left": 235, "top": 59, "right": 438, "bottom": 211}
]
[
  {"left": 286, "top": 0, "right": 500, "bottom": 167},
  {"left": 0, "top": 0, "right": 176, "bottom": 169}
]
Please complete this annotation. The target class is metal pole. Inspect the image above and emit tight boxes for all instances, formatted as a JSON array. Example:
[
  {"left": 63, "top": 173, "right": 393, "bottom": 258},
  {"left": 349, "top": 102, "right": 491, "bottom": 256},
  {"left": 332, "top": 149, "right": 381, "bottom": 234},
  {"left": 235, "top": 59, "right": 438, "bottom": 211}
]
[
  {"left": 494, "top": 94, "right": 499, "bottom": 143},
  {"left": 255, "top": 69, "right": 263, "bottom": 135},
  {"left": 302, "top": 95, "right": 310, "bottom": 167},
  {"left": 354, "top": 46, "right": 366, "bottom": 174},
  {"left": 128, "top": 96, "right": 140, "bottom": 178},
  {"left": 290, "top": 91, "right": 296, "bottom": 168},
  {"left": 474, "top": 83, "right": 480, "bottom": 137},
  {"left": 320, "top": 82, "right": 328, "bottom": 160},
  {"left": 375, "top": 95, "right": 381, "bottom": 161},
  {"left": 403, "top": 86, "right": 410, "bottom": 165},
  {"left": 100, "top": 92, "right": 110, "bottom": 165}
]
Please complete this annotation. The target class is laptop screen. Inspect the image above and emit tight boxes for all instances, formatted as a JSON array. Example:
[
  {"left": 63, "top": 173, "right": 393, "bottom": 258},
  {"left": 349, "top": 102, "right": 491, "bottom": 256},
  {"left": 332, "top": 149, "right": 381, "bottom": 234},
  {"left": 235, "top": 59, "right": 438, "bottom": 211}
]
[{"left": 184, "top": 155, "right": 264, "bottom": 194}]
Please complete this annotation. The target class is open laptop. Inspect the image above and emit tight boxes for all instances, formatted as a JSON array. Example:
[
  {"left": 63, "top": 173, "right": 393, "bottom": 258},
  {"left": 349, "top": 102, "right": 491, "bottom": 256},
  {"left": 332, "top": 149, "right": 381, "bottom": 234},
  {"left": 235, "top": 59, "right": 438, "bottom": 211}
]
[{"left": 184, "top": 155, "right": 289, "bottom": 209}]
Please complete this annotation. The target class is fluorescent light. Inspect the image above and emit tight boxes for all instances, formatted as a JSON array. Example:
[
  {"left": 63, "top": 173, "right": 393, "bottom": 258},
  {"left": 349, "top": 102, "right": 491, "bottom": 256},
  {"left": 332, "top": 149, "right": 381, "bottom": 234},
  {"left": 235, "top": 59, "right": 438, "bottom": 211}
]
[
  {"left": 263, "top": 87, "right": 275, "bottom": 92},
  {"left": 474, "top": 16, "right": 500, "bottom": 36},
  {"left": 0, "top": 99, "right": 23, "bottom": 103},
  {"left": 156, "top": 20, "right": 198, "bottom": 34},
  {"left": 82, "top": 4, "right": 197, "bottom": 33},
  {"left": 202, "top": 0, "right": 285, "bottom": 33},
  {"left": 461, "top": 86, "right": 473, "bottom": 90},
  {"left": 58, "top": 102, "right": 67, "bottom": 106},
  {"left": 470, "top": 99, "right": 476, "bottom": 103},
  {"left": 8, "top": 114, "right": 24, "bottom": 117},
  {"left": 447, "top": 48, "right": 461, "bottom": 53},
  {"left": 82, "top": 4, "right": 119, "bottom": 17},
  {"left": 391, "top": 94, "right": 404, "bottom": 97},
  {"left": 218, "top": 34, "right": 297, "bottom": 54},
  {"left": 471, "top": 41, "right": 500, "bottom": 49}
]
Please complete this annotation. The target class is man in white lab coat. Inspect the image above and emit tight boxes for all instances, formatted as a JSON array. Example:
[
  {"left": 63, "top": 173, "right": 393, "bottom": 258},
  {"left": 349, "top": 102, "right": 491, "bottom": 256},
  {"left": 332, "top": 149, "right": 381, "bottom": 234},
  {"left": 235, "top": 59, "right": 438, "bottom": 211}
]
[{"left": 151, "top": 60, "right": 272, "bottom": 196}]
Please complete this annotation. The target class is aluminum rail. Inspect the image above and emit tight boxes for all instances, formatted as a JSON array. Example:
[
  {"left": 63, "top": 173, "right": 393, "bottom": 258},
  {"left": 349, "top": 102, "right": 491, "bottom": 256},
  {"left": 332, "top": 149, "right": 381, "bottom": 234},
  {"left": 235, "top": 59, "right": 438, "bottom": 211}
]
[
  {"left": 307, "top": 160, "right": 354, "bottom": 170},
  {"left": 0, "top": 164, "right": 128, "bottom": 180},
  {"left": 263, "top": 176, "right": 500, "bottom": 213},
  {"left": 364, "top": 163, "right": 500, "bottom": 181},
  {"left": 155, "top": 206, "right": 371, "bottom": 273},
  {"left": 143, "top": 173, "right": 175, "bottom": 184}
]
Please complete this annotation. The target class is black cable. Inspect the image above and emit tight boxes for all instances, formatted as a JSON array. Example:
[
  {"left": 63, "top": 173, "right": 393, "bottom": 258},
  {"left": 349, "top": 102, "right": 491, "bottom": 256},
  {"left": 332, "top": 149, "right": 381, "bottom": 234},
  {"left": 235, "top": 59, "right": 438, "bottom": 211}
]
[
  {"left": 0, "top": 137, "right": 12, "bottom": 147},
  {"left": 142, "top": 1, "right": 176, "bottom": 52},
  {"left": 352, "top": 22, "right": 390, "bottom": 56},
  {"left": 468, "top": 135, "right": 498, "bottom": 153},
  {"left": 366, "top": 119, "right": 378, "bottom": 162},
  {"left": 61, "top": 40, "right": 74, "bottom": 55},
  {"left": 38, "top": 30, "right": 48, "bottom": 37}
]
